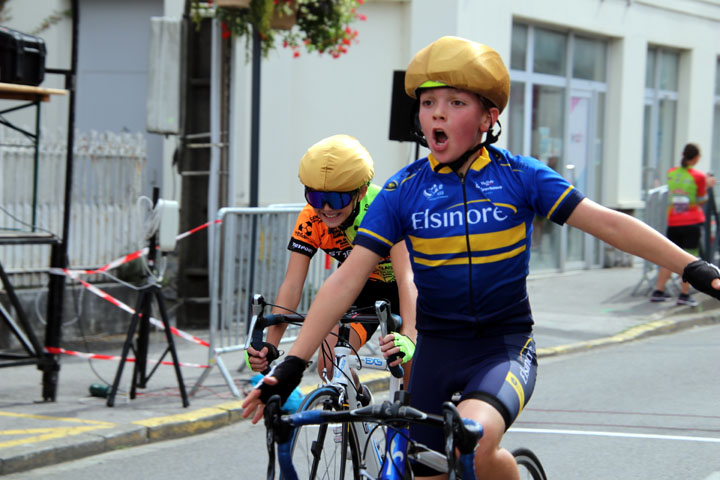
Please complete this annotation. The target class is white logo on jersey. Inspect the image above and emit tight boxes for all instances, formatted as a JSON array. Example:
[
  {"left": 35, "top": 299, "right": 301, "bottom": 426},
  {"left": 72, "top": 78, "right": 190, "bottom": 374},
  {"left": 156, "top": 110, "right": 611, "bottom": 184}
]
[
  {"left": 411, "top": 206, "right": 508, "bottom": 230},
  {"left": 475, "top": 179, "right": 503, "bottom": 193},
  {"left": 422, "top": 183, "right": 447, "bottom": 200}
]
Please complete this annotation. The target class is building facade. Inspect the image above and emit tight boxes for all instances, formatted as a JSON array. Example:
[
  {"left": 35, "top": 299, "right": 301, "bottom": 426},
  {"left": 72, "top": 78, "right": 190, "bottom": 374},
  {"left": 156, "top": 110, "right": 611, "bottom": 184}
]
[
  {"left": 7, "top": 0, "right": 720, "bottom": 274},
  {"left": 228, "top": 0, "right": 720, "bottom": 272}
]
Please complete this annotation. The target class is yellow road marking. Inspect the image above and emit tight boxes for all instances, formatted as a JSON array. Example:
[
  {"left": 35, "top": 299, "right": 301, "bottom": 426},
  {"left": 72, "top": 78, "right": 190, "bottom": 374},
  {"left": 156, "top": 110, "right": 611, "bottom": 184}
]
[
  {"left": 132, "top": 407, "right": 227, "bottom": 427},
  {"left": 0, "top": 412, "right": 116, "bottom": 449}
]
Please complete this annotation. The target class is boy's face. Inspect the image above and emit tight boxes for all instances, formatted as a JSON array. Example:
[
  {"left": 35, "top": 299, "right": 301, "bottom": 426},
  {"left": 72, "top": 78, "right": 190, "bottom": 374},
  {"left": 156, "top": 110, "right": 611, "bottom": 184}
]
[{"left": 418, "top": 87, "right": 496, "bottom": 164}]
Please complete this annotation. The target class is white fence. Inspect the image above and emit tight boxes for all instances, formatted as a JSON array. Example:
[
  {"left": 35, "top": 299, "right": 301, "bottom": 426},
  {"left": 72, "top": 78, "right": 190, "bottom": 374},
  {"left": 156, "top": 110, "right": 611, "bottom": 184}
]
[{"left": 0, "top": 130, "right": 146, "bottom": 287}]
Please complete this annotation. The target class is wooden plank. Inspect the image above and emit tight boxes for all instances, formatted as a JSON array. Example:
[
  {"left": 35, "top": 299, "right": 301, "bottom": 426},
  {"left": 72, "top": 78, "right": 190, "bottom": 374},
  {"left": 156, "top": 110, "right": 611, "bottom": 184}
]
[{"left": 0, "top": 83, "right": 67, "bottom": 102}]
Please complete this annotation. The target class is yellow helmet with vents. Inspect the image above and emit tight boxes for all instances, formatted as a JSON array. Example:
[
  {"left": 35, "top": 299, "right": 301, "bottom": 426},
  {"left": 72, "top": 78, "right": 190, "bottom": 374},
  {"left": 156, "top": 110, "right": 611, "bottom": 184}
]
[
  {"left": 405, "top": 36, "right": 510, "bottom": 113},
  {"left": 298, "top": 134, "right": 374, "bottom": 191}
]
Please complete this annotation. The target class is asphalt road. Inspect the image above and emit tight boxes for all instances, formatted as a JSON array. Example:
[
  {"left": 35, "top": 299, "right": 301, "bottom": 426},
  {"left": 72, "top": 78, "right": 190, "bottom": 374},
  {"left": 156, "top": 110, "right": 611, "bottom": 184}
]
[{"left": 6, "top": 324, "right": 720, "bottom": 480}]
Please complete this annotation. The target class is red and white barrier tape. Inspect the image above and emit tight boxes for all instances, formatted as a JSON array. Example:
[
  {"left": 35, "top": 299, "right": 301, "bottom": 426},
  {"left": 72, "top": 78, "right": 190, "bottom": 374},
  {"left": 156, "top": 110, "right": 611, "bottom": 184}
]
[
  {"left": 45, "top": 346, "right": 209, "bottom": 368},
  {"left": 45, "top": 219, "right": 223, "bottom": 348},
  {"left": 66, "top": 271, "right": 210, "bottom": 348},
  {"left": 62, "top": 247, "right": 149, "bottom": 277},
  {"left": 59, "top": 219, "right": 223, "bottom": 277}
]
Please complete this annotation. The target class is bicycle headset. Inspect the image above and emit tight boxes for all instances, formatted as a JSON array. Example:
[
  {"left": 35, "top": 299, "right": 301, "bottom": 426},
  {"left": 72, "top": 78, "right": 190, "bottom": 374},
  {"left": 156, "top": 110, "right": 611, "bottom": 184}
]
[{"left": 405, "top": 36, "right": 510, "bottom": 172}]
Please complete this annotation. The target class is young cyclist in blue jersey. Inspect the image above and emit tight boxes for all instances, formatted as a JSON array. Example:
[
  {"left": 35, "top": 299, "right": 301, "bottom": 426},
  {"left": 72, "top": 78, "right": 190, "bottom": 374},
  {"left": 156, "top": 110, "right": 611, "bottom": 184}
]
[
  {"left": 242, "top": 36, "right": 720, "bottom": 479},
  {"left": 245, "top": 134, "right": 416, "bottom": 383}
]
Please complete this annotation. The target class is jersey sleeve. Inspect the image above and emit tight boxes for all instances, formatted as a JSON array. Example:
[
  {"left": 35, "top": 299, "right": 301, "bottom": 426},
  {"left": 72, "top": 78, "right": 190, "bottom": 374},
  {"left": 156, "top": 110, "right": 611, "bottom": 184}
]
[
  {"left": 287, "top": 205, "right": 319, "bottom": 258},
  {"left": 523, "top": 156, "right": 585, "bottom": 225},
  {"left": 354, "top": 180, "right": 404, "bottom": 258},
  {"left": 692, "top": 169, "right": 708, "bottom": 200}
]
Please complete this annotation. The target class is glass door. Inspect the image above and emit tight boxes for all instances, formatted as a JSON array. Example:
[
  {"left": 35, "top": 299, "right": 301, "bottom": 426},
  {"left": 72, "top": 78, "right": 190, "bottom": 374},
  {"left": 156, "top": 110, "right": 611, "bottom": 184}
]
[{"left": 565, "top": 91, "right": 591, "bottom": 267}]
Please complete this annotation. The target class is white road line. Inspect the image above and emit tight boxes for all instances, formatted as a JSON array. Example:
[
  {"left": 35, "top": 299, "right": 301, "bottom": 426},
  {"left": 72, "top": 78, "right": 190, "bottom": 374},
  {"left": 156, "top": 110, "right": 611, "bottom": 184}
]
[{"left": 510, "top": 427, "right": 720, "bottom": 444}]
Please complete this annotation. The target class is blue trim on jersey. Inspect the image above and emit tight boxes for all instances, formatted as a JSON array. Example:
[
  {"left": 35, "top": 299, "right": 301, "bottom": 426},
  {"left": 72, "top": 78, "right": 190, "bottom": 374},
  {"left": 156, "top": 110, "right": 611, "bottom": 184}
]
[{"left": 354, "top": 145, "right": 585, "bottom": 337}]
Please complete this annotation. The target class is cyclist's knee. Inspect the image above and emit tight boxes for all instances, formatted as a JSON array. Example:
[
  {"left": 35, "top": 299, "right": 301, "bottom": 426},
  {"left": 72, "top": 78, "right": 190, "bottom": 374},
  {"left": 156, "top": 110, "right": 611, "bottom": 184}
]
[
  {"left": 456, "top": 398, "right": 506, "bottom": 452},
  {"left": 474, "top": 447, "right": 519, "bottom": 480}
]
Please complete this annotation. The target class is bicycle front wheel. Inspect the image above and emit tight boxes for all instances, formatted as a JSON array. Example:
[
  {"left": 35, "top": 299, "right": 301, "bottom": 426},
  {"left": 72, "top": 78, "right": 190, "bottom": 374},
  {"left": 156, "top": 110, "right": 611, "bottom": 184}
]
[
  {"left": 288, "top": 386, "right": 361, "bottom": 480},
  {"left": 513, "top": 448, "right": 547, "bottom": 480}
]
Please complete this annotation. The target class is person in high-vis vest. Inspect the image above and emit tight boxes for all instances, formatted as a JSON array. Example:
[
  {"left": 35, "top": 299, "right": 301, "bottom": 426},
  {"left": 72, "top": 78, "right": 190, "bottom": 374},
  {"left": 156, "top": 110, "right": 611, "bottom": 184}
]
[{"left": 651, "top": 143, "right": 717, "bottom": 306}]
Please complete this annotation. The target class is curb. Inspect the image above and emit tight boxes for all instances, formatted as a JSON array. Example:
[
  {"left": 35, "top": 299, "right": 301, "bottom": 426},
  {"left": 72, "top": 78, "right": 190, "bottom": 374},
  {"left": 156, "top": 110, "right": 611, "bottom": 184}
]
[
  {"left": 537, "top": 309, "right": 720, "bottom": 358},
  {"left": 3, "top": 311, "right": 718, "bottom": 475}
]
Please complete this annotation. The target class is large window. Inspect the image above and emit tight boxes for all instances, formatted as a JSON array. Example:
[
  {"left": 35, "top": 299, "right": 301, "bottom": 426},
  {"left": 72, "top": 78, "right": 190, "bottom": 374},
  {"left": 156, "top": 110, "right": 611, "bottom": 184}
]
[
  {"left": 642, "top": 46, "right": 679, "bottom": 195},
  {"left": 712, "top": 58, "right": 720, "bottom": 178},
  {"left": 509, "top": 23, "right": 608, "bottom": 272}
]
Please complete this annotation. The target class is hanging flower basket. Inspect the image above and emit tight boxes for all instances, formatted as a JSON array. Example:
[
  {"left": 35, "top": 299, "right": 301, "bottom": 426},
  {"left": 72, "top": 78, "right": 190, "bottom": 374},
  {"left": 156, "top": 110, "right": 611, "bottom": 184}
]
[
  {"left": 270, "top": 5, "right": 296, "bottom": 30},
  {"left": 192, "top": 0, "right": 366, "bottom": 59}
]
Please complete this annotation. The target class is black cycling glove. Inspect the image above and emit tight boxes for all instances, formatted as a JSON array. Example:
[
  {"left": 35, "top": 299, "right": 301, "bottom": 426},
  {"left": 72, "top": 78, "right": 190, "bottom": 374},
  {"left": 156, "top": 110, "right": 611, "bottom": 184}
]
[
  {"left": 244, "top": 342, "right": 280, "bottom": 370},
  {"left": 256, "top": 355, "right": 308, "bottom": 404},
  {"left": 682, "top": 259, "right": 720, "bottom": 300}
]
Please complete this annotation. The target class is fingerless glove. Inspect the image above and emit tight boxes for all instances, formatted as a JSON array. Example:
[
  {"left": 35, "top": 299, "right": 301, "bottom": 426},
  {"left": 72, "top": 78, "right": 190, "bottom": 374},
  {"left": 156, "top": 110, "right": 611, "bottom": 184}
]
[
  {"left": 392, "top": 333, "right": 416, "bottom": 364},
  {"left": 244, "top": 342, "right": 280, "bottom": 370},
  {"left": 257, "top": 355, "right": 308, "bottom": 404},
  {"left": 682, "top": 259, "right": 720, "bottom": 300}
]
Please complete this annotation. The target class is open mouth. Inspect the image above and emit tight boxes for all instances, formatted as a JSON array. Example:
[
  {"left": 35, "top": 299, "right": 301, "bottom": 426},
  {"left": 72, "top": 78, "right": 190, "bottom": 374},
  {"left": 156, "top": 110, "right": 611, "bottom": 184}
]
[{"left": 433, "top": 129, "right": 448, "bottom": 145}]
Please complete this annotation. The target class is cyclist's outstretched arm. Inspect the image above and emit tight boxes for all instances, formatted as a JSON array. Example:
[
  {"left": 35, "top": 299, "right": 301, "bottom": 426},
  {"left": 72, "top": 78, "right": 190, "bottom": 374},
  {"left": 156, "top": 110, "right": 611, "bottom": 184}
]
[
  {"left": 567, "top": 198, "right": 720, "bottom": 291},
  {"left": 242, "top": 246, "right": 381, "bottom": 423},
  {"left": 246, "top": 252, "right": 311, "bottom": 372}
]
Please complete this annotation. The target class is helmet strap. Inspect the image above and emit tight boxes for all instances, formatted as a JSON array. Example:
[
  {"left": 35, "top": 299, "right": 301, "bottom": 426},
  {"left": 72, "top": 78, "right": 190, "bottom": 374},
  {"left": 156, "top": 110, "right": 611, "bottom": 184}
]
[
  {"left": 411, "top": 99, "right": 429, "bottom": 148},
  {"left": 337, "top": 195, "right": 362, "bottom": 232}
]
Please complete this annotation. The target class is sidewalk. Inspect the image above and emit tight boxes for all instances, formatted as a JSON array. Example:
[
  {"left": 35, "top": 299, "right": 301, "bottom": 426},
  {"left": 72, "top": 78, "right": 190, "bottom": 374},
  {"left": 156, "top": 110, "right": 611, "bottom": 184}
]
[{"left": 2, "top": 265, "right": 720, "bottom": 475}]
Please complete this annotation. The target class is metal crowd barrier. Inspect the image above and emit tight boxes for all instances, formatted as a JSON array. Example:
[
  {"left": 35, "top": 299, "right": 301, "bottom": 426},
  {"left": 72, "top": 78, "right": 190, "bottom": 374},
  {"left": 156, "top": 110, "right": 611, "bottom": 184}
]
[
  {"left": 632, "top": 185, "right": 669, "bottom": 296},
  {"left": 192, "top": 205, "right": 336, "bottom": 397},
  {"left": 702, "top": 186, "right": 719, "bottom": 265}
]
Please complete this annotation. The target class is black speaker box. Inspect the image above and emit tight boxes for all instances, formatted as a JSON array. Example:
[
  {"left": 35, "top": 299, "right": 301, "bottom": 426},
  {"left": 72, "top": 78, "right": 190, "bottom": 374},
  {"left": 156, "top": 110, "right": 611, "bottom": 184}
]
[
  {"left": 0, "top": 26, "right": 46, "bottom": 86},
  {"left": 388, "top": 70, "right": 417, "bottom": 143}
]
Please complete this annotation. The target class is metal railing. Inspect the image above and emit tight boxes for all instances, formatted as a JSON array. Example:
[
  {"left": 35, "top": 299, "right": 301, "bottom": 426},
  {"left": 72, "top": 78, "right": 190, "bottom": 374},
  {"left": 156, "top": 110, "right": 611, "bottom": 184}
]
[
  {"left": 193, "top": 205, "right": 336, "bottom": 396},
  {"left": 703, "top": 186, "right": 719, "bottom": 264},
  {"left": 633, "top": 184, "right": 720, "bottom": 296},
  {"left": 632, "top": 185, "right": 669, "bottom": 295}
]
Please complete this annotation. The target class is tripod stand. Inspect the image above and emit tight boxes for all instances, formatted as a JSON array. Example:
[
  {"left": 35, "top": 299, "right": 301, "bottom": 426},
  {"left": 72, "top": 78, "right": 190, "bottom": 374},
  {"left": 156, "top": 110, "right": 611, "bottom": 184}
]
[
  {"left": 106, "top": 190, "right": 188, "bottom": 407},
  {"left": 106, "top": 278, "right": 189, "bottom": 407}
]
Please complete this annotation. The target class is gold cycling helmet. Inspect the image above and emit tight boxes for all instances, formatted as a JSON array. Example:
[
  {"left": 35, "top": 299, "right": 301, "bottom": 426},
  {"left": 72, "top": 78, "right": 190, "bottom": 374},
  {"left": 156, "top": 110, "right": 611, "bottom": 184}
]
[
  {"left": 298, "top": 134, "right": 374, "bottom": 191},
  {"left": 404, "top": 36, "right": 510, "bottom": 113}
]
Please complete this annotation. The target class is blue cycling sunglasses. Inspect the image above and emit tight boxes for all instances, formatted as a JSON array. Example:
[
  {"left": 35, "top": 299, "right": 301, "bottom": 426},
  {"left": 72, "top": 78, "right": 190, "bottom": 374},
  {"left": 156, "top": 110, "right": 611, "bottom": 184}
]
[{"left": 304, "top": 188, "right": 357, "bottom": 210}]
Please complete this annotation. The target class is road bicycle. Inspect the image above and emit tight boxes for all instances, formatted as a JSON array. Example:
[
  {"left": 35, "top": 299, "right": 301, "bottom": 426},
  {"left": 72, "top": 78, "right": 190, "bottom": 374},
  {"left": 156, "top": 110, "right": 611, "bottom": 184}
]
[
  {"left": 263, "top": 391, "right": 546, "bottom": 480},
  {"left": 248, "top": 294, "right": 546, "bottom": 479},
  {"left": 246, "top": 294, "right": 406, "bottom": 479}
]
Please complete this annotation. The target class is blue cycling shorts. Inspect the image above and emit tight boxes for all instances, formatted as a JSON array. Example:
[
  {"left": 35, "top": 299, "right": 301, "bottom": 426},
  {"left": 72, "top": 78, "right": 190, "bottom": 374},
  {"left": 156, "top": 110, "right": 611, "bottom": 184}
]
[{"left": 408, "top": 332, "right": 537, "bottom": 456}]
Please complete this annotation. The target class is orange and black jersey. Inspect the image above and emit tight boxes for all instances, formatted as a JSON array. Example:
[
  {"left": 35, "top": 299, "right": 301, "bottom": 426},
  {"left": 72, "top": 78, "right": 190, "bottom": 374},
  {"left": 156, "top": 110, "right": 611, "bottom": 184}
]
[{"left": 288, "top": 186, "right": 396, "bottom": 284}]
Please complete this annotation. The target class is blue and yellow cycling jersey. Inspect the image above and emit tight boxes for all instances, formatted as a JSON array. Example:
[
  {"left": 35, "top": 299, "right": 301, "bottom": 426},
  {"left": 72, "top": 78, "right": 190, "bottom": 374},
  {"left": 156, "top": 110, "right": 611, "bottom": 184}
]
[{"left": 354, "top": 145, "right": 585, "bottom": 337}]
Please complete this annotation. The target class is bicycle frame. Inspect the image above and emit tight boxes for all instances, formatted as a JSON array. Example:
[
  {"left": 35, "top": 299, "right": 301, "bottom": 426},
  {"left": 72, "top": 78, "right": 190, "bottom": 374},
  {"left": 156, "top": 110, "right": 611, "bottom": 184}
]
[
  {"left": 303, "top": 324, "right": 404, "bottom": 477},
  {"left": 269, "top": 398, "right": 481, "bottom": 480}
]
